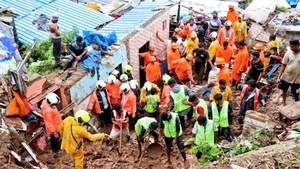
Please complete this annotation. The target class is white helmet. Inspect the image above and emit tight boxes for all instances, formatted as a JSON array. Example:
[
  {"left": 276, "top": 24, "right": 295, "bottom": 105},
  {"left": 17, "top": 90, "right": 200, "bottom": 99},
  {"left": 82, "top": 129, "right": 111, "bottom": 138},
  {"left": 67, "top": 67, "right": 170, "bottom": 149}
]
[
  {"left": 224, "top": 20, "right": 232, "bottom": 27},
  {"left": 144, "top": 81, "right": 152, "bottom": 91},
  {"left": 120, "top": 74, "right": 128, "bottom": 81},
  {"left": 110, "top": 69, "right": 119, "bottom": 77},
  {"left": 120, "top": 83, "right": 130, "bottom": 93},
  {"left": 96, "top": 80, "right": 106, "bottom": 90},
  {"left": 129, "top": 80, "right": 139, "bottom": 90},
  {"left": 46, "top": 92, "right": 60, "bottom": 105},
  {"left": 210, "top": 31, "right": 218, "bottom": 38},
  {"left": 107, "top": 75, "right": 117, "bottom": 84}
]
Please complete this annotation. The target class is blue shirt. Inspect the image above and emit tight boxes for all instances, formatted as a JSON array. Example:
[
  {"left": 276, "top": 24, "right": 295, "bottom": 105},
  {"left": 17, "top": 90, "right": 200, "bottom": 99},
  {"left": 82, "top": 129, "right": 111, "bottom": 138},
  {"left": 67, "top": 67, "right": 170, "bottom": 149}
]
[{"left": 209, "top": 19, "right": 221, "bottom": 33}]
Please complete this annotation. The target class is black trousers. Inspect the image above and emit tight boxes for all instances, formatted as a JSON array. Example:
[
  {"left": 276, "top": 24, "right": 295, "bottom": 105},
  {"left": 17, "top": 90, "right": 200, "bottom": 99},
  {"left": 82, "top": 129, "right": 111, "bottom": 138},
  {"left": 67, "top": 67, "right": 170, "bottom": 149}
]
[
  {"left": 179, "top": 108, "right": 193, "bottom": 131},
  {"left": 52, "top": 38, "right": 61, "bottom": 63},
  {"left": 50, "top": 133, "right": 61, "bottom": 152}
]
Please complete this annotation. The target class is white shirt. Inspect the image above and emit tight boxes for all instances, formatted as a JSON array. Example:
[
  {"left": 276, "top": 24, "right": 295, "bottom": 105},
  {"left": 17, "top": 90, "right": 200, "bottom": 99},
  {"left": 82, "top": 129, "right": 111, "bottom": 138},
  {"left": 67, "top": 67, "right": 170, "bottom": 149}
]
[{"left": 177, "top": 38, "right": 187, "bottom": 54}]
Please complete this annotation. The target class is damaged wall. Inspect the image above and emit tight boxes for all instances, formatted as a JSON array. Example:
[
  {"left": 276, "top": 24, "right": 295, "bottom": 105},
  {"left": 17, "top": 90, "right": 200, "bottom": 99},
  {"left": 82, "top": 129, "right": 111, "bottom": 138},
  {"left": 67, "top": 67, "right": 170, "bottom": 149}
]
[{"left": 124, "top": 9, "right": 170, "bottom": 84}]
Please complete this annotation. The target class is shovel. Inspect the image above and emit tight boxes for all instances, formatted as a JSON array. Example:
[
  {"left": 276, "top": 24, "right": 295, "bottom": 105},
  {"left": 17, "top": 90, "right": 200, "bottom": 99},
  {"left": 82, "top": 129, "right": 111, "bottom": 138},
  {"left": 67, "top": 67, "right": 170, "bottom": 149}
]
[{"left": 118, "top": 122, "right": 123, "bottom": 155}]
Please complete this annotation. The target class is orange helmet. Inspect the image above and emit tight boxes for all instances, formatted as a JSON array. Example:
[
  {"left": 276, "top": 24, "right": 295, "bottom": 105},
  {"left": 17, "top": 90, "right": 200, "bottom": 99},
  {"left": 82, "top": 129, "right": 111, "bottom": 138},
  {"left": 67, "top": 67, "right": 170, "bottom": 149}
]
[
  {"left": 228, "top": 4, "right": 234, "bottom": 9},
  {"left": 149, "top": 56, "right": 156, "bottom": 62},
  {"left": 215, "top": 58, "right": 226, "bottom": 65},
  {"left": 253, "top": 43, "right": 264, "bottom": 50},
  {"left": 186, "top": 54, "right": 194, "bottom": 61},
  {"left": 149, "top": 46, "right": 155, "bottom": 51},
  {"left": 174, "top": 28, "right": 181, "bottom": 33},
  {"left": 171, "top": 43, "right": 178, "bottom": 49}
]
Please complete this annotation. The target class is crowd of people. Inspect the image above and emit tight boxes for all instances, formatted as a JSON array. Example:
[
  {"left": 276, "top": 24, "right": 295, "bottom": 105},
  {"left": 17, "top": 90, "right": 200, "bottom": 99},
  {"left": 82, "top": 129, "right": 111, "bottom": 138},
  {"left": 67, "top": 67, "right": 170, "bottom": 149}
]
[{"left": 42, "top": 4, "right": 300, "bottom": 169}]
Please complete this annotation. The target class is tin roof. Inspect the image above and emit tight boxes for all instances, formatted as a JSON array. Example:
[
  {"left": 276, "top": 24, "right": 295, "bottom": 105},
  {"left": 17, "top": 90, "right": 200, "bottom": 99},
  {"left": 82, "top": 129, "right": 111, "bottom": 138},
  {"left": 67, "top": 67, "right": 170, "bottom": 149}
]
[
  {"left": 99, "top": 0, "right": 173, "bottom": 41},
  {"left": 0, "top": 0, "right": 114, "bottom": 44}
]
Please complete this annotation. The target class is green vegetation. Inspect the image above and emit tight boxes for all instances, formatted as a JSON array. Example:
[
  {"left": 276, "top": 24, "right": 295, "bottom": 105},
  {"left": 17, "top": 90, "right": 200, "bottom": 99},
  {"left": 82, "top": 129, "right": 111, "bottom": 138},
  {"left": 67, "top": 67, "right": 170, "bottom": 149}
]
[
  {"left": 22, "top": 27, "right": 78, "bottom": 75},
  {"left": 275, "top": 6, "right": 289, "bottom": 13}
]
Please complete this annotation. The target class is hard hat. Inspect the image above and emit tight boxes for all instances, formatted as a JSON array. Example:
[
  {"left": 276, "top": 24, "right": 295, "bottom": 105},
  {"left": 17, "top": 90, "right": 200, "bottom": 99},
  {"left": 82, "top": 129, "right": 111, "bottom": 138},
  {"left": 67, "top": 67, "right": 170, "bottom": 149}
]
[
  {"left": 149, "top": 56, "right": 156, "bottom": 62},
  {"left": 171, "top": 43, "right": 178, "bottom": 49},
  {"left": 46, "top": 92, "right": 60, "bottom": 105},
  {"left": 129, "top": 80, "right": 139, "bottom": 89},
  {"left": 110, "top": 69, "right": 119, "bottom": 77},
  {"left": 144, "top": 81, "right": 152, "bottom": 91},
  {"left": 74, "top": 110, "right": 91, "bottom": 124},
  {"left": 107, "top": 75, "right": 117, "bottom": 84},
  {"left": 174, "top": 28, "right": 181, "bottom": 33},
  {"left": 215, "top": 58, "right": 226, "bottom": 65},
  {"left": 210, "top": 31, "right": 218, "bottom": 38},
  {"left": 190, "top": 31, "right": 197, "bottom": 38},
  {"left": 124, "top": 65, "right": 133, "bottom": 73},
  {"left": 253, "top": 43, "right": 264, "bottom": 50},
  {"left": 186, "top": 54, "right": 194, "bottom": 61},
  {"left": 120, "top": 74, "right": 128, "bottom": 81},
  {"left": 162, "top": 74, "right": 171, "bottom": 84},
  {"left": 149, "top": 46, "right": 155, "bottom": 51},
  {"left": 224, "top": 21, "right": 232, "bottom": 27},
  {"left": 96, "top": 80, "right": 106, "bottom": 89},
  {"left": 228, "top": 4, "right": 234, "bottom": 8},
  {"left": 120, "top": 83, "right": 130, "bottom": 93}
]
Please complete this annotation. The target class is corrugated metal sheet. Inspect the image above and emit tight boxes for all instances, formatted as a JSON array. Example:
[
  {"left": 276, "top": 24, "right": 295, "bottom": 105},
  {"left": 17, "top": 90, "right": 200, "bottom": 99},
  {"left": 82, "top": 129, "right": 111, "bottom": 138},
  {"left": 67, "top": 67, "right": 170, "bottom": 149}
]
[
  {"left": 1, "top": 0, "right": 114, "bottom": 44},
  {"left": 99, "top": 0, "right": 173, "bottom": 41}
]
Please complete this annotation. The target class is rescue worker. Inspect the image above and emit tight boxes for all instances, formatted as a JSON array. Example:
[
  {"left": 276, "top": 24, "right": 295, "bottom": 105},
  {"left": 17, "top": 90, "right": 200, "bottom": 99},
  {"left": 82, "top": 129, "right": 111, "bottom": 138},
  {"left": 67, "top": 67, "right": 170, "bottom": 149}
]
[
  {"left": 253, "top": 43, "right": 266, "bottom": 69},
  {"left": 208, "top": 93, "right": 233, "bottom": 141},
  {"left": 245, "top": 51, "right": 264, "bottom": 84},
  {"left": 88, "top": 80, "right": 111, "bottom": 128},
  {"left": 110, "top": 103, "right": 130, "bottom": 141},
  {"left": 167, "top": 43, "right": 181, "bottom": 76},
  {"left": 186, "top": 31, "right": 199, "bottom": 55},
  {"left": 141, "top": 88, "right": 160, "bottom": 118},
  {"left": 172, "top": 28, "right": 182, "bottom": 38},
  {"left": 60, "top": 110, "right": 109, "bottom": 169},
  {"left": 140, "top": 81, "right": 161, "bottom": 104},
  {"left": 216, "top": 41, "right": 234, "bottom": 66},
  {"left": 186, "top": 94, "right": 208, "bottom": 118},
  {"left": 135, "top": 117, "right": 159, "bottom": 159},
  {"left": 160, "top": 111, "right": 186, "bottom": 162},
  {"left": 120, "top": 83, "right": 137, "bottom": 120},
  {"left": 123, "top": 65, "right": 133, "bottom": 81},
  {"left": 226, "top": 4, "right": 239, "bottom": 28},
  {"left": 41, "top": 92, "right": 62, "bottom": 152},
  {"left": 265, "top": 34, "right": 280, "bottom": 55},
  {"left": 215, "top": 58, "right": 231, "bottom": 86},
  {"left": 106, "top": 75, "right": 122, "bottom": 106},
  {"left": 206, "top": 32, "right": 220, "bottom": 80},
  {"left": 238, "top": 79, "right": 266, "bottom": 124},
  {"left": 159, "top": 74, "right": 172, "bottom": 113},
  {"left": 232, "top": 40, "right": 249, "bottom": 87},
  {"left": 139, "top": 46, "right": 159, "bottom": 68},
  {"left": 234, "top": 15, "right": 247, "bottom": 42},
  {"left": 172, "top": 54, "right": 195, "bottom": 86},
  {"left": 145, "top": 56, "right": 161, "bottom": 86},
  {"left": 181, "top": 25, "right": 192, "bottom": 40},
  {"left": 129, "top": 80, "right": 140, "bottom": 101},
  {"left": 110, "top": 69, "right": 120, "bottom": 79},
  {"left": 120, "top": 74, "right": 129, "bottom": 84},
  {"left": 217, "top": 21, "right": 235, "bottom": 50},
  {"left": 192, "top": 115, "right": 218, "bottom": 159},
  {"left": 210, "top": 79, "right": 233, "bottom": 103},
  {"left": 168, "top": 78, "right": 193, "bottom": 130}
]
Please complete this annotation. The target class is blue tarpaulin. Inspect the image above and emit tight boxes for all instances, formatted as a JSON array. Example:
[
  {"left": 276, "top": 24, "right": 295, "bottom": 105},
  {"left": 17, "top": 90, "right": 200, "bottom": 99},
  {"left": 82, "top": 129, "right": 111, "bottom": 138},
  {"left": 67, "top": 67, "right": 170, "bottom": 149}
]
[
  {"left": 0, "top": 33, "right": 18, "bottom": 74},
  {"left": 286, "top": 0, "right": 299, "bottom": 6}
]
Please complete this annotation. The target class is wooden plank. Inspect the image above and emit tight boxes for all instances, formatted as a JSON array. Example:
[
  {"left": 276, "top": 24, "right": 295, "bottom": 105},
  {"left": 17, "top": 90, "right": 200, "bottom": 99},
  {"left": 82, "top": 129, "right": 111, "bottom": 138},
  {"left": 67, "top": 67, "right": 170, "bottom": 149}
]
[{"left": 60, "top": 102, "right": 75, "bottom": 116}]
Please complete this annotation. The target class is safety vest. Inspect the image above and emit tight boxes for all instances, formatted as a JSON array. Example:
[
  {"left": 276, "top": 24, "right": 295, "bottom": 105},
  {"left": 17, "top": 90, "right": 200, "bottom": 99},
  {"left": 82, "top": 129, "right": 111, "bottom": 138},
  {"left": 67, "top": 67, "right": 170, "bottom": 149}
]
[
  {"left": 135, "top": 117, "right": 157, "bottom": 136},
  {"left": 113, "top": 110, "right": 129, "bottom": 130},
  {"left": 170, "top": 85, "right": 190, "bottom": 113},
  {"left": 211, "top": 101, "right": 229, "bottom": 127},
  {"left": 162, "top": 113, "right": 182, "bottom": 138},
  {"left": 195, "top": 99, "right": 208, "bottom": 118},
  {"left": 195, "top": 120, "right": 215, "bottom": 145},
  {"left": 240, "top": 85, "right": 260, "bottom": 111},
  {"left": 144, "top": 95, "right": 159, "bottom": 113},
  {"left": 234, "top": 21, "right": 246, "bottom": 35}
]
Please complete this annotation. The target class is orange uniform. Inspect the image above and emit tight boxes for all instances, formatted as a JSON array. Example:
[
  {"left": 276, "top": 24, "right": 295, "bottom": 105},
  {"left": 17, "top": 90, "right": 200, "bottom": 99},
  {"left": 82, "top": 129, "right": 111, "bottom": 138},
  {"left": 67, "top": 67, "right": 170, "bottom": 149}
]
[
  {"left": 106, "top": 80, "right": 122, "bottom": 106},
  {"left": 121, "top": 90, "right": 137, "bottom": 115},
  {"left": 216, "top": 45, "right": 234, "bottom": 64},
  {"left": 232, "top": 47, "right": 249, "bottom": 82},
  {"left": 167, "top": 49, "right": 181, "bottom": 71},
  {"left": 146, "top": 62, "right": 161, "bottom": 83},
  {"left": 172, "top": 58, "right": 193, "bottom": 81},
  {"left": 259, "top": 50, "right": 265, "bottom": 63},
  {"left": 159, "top": 84, "right": 172, "bottom": 112},
  {"left": 41, "top": 100, "right": 62, "bottom": 135},
  {"left": 181, "top": 26, "right": 192, "bottom": 39},
  {"left": 217, "top": 27, "right": 235, "bottom": 46},
  {"left": 227, "top": 10, "right": 239, "bottom": 28},
  {"left": 140, "top": 52, "right": 159, "bottom": 66},
  {"left": 172, "top": 32, "right": 182, "bottom": 38},
  {"left": 216, "top": 67, "right": 231, "bottom": 86},
  {"left": 88, "top": 89, "right": 110, "bottom": 114}
]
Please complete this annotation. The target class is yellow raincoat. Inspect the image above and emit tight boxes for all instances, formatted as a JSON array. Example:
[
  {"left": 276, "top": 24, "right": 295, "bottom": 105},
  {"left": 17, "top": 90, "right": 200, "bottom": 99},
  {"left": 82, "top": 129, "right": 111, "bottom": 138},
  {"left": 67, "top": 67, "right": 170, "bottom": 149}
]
[
  {"left": 139, "top": 83, "right": 161, "bottom": 104},
  {"left": 234, "top": 15, "right": 247, "bottom": 42},
  {"left": 60, "top": 116, "right": 105, "bottom": 169}
]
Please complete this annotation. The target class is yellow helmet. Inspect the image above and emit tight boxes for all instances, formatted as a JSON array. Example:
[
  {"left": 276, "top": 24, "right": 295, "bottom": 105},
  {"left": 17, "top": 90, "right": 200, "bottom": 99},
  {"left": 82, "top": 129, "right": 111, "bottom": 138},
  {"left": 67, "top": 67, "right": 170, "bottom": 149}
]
[
  {"left": 162, "top": 74, "right": 171, "bottom": 84},
  {"left": 74, "top": 110, "right": 91, "bottom": 124},
  {"left": 124, "top": 65, "right": 133, "bottom": 73}
]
